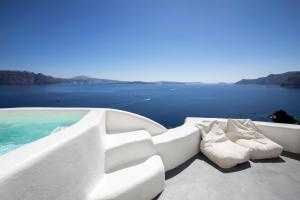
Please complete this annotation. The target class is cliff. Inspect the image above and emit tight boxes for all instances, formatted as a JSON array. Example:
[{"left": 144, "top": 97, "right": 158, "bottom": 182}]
[
  {"left": 0, "top": 71, "right": 149, "bottom": 85},
  {"left": 236, "top": 71, "right": 300, "bottom": 88},
  {"left": 0, "top": 71, "right": 66, "bottom": 85}
]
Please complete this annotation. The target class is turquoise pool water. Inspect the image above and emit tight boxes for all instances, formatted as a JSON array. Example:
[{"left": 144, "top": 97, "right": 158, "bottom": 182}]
[{"left": 0, "top": 110, "right": 87, "bottom": 155}]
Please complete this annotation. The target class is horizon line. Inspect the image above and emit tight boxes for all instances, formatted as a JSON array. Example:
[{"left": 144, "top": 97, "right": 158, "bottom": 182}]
[{"left": 1, "top": 69, "right": 299, "bottom": 84}]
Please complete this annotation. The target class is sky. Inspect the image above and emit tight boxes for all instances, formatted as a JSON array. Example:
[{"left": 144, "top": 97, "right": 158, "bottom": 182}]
[{"left": 0, "top": 0, "right": 299, "bottom": 83}]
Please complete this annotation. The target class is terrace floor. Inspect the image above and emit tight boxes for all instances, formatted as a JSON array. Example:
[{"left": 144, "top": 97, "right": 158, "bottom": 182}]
[{"left": 155, "top": 152, "right": 300, "bottom": 200}]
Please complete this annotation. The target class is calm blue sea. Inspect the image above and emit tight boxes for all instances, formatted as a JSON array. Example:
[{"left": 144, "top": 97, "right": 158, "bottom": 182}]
[{"left": 1, "top": 83, "right": 300, "bottom": 128}]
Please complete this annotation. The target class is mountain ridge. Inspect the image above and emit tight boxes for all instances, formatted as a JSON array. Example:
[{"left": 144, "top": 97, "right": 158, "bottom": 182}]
[
  {"left": 236, "top": 71, "right": 300, "bottom": 88},
  {"left": 0, "top": 70, "right": 66, "bottom": 85},
  {"left": 0, "top": 70, "right": 185, "bottom": 85}
]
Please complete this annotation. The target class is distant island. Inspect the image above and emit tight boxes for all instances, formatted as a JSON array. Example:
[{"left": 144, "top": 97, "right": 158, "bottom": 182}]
[
  {"left": 0, "top": 70, "right": 186, "bottom": 85},
  {"left": 0, "top": 71, "right": 66, "bottom": 85},
  {"left": 236, "top": 71, "right": 300, "bottom": 88},
  {"left": 2, "top": 70, "right": 299, "bottom": 87}
]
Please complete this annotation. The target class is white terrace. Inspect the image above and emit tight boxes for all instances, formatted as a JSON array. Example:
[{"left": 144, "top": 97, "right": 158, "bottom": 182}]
[{"left": 0, "top": 108, "right": 299, "bottom": 200}]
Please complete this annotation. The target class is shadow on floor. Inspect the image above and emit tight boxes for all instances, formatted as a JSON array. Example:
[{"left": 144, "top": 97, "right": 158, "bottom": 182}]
[
  {"left": 165, "top": 154, "right": 197, "bottom": 179},
  {"left": 153, "top": 152, "right": 300, "bottom": 200},
  {"left": 281, "top": 151, "right": 300, "bottom": 161},
  {"left": 251, "top": 156, "right": 285, "bottom": 163},
  {"left": 198, "top": 153, "right": 251, "bottom": 174},
  {"left": 152, "top": 193, "right": 161, "bottom": 200},
  {"left": 165, "top": 153, "right": 251, "bottom": 180}
]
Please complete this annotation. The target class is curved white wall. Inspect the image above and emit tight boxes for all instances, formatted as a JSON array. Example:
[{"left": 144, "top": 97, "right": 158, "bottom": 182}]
[
  {"left": 153, "top": 124, "right": 200, "bottom": 171},
  {"left": 0, "top": 109, "right": 106, "bottom": 200},
  {"left": 105, "top": 109, "right": 167, "bottom": 135}
]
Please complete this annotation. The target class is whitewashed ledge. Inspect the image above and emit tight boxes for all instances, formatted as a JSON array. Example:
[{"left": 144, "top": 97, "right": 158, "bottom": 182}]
[{"left": 0, "top": 108, "right": 299, "bottom": 200}]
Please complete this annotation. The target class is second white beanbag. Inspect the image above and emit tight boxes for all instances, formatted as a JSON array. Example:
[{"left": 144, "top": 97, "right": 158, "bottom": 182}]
[
  {"left": 197, "top": 121, "right": 250, "bottom": 169},
  {"left": 226, "top": 119, "right": 283, "bottom": 160}
]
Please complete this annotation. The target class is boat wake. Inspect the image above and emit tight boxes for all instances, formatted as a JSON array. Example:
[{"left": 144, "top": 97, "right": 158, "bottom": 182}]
[{"left": 120, "top": 97, "right": 152, "bottom": 108}]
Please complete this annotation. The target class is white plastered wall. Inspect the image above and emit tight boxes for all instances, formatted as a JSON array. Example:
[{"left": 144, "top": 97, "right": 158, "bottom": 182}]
[{"left": 0, "top": 108, "right": 106, "bottom": 200}]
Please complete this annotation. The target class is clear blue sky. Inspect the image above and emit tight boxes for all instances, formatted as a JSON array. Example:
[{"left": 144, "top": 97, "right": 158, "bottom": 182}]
[{"left": 0, "top": 0, "right": 299, "bottom": 82}]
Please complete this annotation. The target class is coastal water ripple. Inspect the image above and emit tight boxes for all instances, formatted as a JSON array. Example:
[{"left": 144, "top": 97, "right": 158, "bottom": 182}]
[{"left": 0, "top": 83, "right": 300, "bottom": 127}]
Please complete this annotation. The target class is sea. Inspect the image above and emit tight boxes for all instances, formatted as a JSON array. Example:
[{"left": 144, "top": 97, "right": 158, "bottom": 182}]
[{"left": 1, "top": 83, "right": 300, "bottom": 128}]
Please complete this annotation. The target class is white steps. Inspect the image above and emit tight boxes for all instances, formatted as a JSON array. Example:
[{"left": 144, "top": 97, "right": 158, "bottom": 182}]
[
  {"left": 104, "top": 130, "right": 156, "bottom": 172},
  {"left": 89, "top": 130, "right": 165, "bottom": 200},
  {"left": 89, "top": 155, "right": 165, "bottom": 200}
]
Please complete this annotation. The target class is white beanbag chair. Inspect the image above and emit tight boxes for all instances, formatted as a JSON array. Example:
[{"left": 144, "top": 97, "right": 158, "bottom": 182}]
[
  {"left": 197, "top": 121, "right": 250, "bottom": 169},
  {"left": 226, "top": 119, "right": 283, "bottom": 160}
]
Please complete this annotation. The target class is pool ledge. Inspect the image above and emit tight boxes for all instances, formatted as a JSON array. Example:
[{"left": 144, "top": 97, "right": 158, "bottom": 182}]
[{"left": 0, "top": 108, "right": 105, "bottom": 191}]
